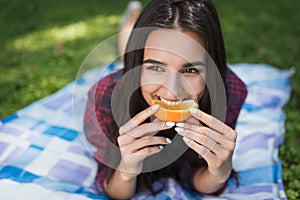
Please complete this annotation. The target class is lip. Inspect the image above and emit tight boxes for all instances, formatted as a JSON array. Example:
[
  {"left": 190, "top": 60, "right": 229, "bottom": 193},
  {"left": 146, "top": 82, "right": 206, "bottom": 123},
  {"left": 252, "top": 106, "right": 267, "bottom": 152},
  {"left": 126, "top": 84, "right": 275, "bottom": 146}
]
[
  {"left": 160, "top": 97, "right": 181, "bottom": 106},
  {"left": 154, "top": 95, "right": 195, "bottom": 106}
]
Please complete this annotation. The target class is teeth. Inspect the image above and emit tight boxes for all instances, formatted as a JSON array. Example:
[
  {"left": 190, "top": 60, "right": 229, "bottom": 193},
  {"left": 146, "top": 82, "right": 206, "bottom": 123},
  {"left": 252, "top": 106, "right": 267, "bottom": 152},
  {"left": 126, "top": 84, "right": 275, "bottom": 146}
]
[{"left": 160, "top": 97, "right": 181, "bottom": 106}]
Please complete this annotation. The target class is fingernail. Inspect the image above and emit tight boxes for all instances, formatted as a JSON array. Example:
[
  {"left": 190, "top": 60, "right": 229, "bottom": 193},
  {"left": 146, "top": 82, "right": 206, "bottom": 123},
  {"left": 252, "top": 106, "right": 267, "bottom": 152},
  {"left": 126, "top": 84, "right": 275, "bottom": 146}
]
[
  {"left": 189, "top": 107, "right": 198, "bottom": 114},
  {"left": 166, "top": 122, "right": 175, "bottom": 127},
  {"left": 176, "top": 122, "right": 185, "bottom": 128},
  {"left": 183, "top": 137, "right": 190, "bottom": 143},
  {"left": 151, "top": 104, "right": 159, "bottom": 111},
  {"left": 166, "top": 138, "right": 172, "bottom": 143},
  {"left": 175, "top": 127, "right": 184, "bottom": 132},
  {"left": 159, "top": 145, "right": 164, "bottom": 149}
]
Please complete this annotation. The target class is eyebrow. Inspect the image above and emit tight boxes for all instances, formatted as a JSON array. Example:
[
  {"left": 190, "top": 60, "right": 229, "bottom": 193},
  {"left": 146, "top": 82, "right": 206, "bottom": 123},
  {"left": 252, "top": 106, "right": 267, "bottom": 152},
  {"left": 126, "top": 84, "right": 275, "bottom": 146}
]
[
  {"left": 182, "top": 61, "right": 207, "bottom": 68},
  {"left": 143, "top": 59, "right": 206, "bottom": 68},
  {"left": 142, "top": 59, "right": 167, "bottom": 66}
]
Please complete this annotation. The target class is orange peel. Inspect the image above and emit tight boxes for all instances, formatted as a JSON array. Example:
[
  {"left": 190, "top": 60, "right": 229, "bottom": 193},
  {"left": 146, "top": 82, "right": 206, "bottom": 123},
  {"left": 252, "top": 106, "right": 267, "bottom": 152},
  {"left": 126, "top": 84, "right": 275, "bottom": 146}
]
[{"left": 151, "top": 99, "right": 199, "bottom": 122}]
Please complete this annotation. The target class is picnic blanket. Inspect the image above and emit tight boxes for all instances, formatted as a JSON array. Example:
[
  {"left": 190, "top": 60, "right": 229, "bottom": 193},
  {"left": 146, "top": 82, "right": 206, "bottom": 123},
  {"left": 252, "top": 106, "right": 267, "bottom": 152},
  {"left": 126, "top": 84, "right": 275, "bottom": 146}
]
[{"left": 0, "top": 63, "right": 293, "bottom": 200}]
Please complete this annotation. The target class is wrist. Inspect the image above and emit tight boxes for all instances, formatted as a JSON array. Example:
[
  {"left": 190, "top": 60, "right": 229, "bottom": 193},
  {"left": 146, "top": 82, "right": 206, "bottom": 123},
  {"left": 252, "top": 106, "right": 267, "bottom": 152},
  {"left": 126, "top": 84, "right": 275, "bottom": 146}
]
[
  {"left": 207, "top": 167, "right": 231, "bottom": 183},
  {"left": 192, "top": 168, "right": 228, "bottom": 194},
  {"left": 208, "top": 161, "right": 232, "bottom": 183},
  {"left": 118, "top": 170, "right": 138, "bottom": 182}
]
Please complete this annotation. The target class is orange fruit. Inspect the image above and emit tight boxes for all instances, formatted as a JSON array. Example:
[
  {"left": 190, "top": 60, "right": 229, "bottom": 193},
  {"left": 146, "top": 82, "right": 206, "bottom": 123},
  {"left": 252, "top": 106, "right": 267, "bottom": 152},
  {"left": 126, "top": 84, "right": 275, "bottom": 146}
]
[{"left": 151, "top": 99, "right": 199, "bottom": 122}]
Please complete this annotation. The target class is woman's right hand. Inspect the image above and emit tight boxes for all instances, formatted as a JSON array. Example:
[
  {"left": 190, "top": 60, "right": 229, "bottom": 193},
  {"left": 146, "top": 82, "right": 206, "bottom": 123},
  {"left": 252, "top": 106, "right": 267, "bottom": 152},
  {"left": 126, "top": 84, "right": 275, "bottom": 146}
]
[{"left": 116, "top": 104, "right": 174, "bottom": 181}]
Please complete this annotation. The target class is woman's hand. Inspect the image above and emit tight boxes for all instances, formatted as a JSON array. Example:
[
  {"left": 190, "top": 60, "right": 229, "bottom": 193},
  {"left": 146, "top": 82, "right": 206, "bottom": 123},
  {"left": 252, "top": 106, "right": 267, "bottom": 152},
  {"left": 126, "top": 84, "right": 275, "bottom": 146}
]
[
  {"left": 175, "top": 108, "right": 237, "bottom": 182},
  {"left": 117, "top": 105, "right": 173, "bottom": 181}
]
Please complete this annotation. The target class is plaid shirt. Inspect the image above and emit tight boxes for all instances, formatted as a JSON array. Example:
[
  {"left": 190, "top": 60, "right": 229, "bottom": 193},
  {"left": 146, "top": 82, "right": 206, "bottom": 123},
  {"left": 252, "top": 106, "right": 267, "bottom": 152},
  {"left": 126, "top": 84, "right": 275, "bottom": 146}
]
[{"left": 84, "top": 67, "right": 247, "bottom": 188}]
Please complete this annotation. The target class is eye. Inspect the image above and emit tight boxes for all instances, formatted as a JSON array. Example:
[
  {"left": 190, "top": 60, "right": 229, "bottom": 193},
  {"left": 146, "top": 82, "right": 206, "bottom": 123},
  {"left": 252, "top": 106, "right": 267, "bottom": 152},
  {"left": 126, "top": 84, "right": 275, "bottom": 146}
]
[
  {"left": 146, "top": 65, "right": 165, "bottom": 72},
  {"left": 183, "top": 67, "right": 202, "bottom": 74}
]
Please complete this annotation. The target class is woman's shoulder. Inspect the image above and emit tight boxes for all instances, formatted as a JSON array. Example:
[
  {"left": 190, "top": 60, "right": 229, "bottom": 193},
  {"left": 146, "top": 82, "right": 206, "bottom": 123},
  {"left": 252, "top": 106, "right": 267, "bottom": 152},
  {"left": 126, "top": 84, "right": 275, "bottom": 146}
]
[
  {"left": 92, "top": 69, "right": 123, "bottom": 96},
  {"left": 96, "top": 69, "right": 123, "bottom": 88},
  {"left": 225, "top": 67, "right": 248, "bottom": 128},
  {"left": 89, "top": 69, "right": 123, "bottom": 111},
  {"left": 226, "top": 67, "right": 248, "bottom": 102}
]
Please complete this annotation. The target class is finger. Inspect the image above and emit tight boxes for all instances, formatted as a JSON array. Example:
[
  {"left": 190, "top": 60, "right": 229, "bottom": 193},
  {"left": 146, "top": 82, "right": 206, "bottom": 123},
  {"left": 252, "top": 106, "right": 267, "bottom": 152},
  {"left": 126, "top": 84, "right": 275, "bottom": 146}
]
[
  {"left": 189, "top": 108, "right": 224, "bottom": 132},
  {"left": 119, "top": 145, "right": 163, "bottom": 174},
  {"left": 134, "top": 145, "right": 162, "bottom": 160},
  {"left": 128, "top": 121, "right": 174, "bottom": 138},
  {"left": 176, "top": 123, "right": 221, "bottom": 143},
  {"left": 119, "top": 105, "right": 159, "bottom": 135},
  {"left": 178, "top": 127, "right": 234, "bottom": 161},
  {"left": 189, "top": 108, "right": 237, "bottom": 141},
  {"left": 176, "top": 123, "right": 236, "bottom": 148},
  {"left": 122, "top": 136, "right": 171, "bottom": 153},
  {"left": 201, "top": 128, "right": 235, "bottom": 150},
  {"left": 183, "top": 136, "right": 232, "bottom": 171},
  {"left": 183, "top": 137, "right": 215, "bottom": 160},
  {"left": 118, "top": 121, "right": 174, "bottom": 146},
  {"left": 176, "top": 129, "right": 216, "bottom": 150},
  {"left": 184, "top": 116, "right": 201, "bottom": 126}
]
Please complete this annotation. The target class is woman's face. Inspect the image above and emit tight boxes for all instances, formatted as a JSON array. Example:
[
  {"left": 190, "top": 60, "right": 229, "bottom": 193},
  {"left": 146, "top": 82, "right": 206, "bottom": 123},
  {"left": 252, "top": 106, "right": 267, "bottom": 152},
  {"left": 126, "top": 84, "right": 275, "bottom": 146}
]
[{"left": 141, "top": 29, "right": 207, "bottom": 107}]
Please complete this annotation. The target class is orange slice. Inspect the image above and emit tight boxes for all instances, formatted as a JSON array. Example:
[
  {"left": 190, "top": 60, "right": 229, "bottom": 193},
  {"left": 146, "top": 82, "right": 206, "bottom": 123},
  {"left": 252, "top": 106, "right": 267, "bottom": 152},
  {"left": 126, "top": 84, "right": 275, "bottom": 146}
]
[{"left": 151, "top": 99, "right": 199, "bottom": 122}]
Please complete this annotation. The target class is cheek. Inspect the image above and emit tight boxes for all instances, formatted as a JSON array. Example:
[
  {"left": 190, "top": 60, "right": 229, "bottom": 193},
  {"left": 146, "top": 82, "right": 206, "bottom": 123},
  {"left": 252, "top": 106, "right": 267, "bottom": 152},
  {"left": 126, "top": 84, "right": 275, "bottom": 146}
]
[
  {"left": 140, "top": 84, "right": 158, "bottom": 105},
  {"left": 141, "top": 71, "right": 163, "bottom": 104},
  {"left": 184, "top": 77, "right": 206, "bottom": 99},
  {"left": 141, "top": 71, "right": 164, "bottom": 85},
  {"left": 140, "top": 72, "right": 150, "bottom": 101},
  {"left": 194, "top": 81, "right": 206, "bottom": 98}
]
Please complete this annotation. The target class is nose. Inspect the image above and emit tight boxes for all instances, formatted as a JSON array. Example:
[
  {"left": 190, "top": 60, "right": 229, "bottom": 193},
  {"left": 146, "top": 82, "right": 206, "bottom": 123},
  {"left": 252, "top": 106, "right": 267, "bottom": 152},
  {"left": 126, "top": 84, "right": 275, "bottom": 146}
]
[{"left": 162, "top": 70, "right": 184, "bottom": 100}]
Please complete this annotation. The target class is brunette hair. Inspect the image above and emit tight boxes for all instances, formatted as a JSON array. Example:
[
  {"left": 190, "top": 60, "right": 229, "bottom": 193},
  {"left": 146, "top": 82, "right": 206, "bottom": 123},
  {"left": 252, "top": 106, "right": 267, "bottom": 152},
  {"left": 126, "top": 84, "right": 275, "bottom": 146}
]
[
  {"left": 108, "top": 0, "right": 238, "bottom": 195},
  {"left": 124, "top": 0, "right": 227, "bottom": 119}
]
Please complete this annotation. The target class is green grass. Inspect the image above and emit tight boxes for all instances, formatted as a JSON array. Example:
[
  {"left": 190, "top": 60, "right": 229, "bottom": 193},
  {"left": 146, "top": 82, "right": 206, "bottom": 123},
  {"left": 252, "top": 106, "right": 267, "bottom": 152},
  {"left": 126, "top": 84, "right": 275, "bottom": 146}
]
[{"left": 0, "top": 0, "right": 299, "bottom": 199}]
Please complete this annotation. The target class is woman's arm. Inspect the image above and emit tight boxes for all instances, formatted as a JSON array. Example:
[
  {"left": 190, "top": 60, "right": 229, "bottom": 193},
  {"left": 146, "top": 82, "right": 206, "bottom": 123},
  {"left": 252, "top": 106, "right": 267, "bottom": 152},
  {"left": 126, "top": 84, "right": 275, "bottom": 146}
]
[
  {"left": 103, "top": 105, "right": 174, "bottom": 199},
  {"left": 104, "top": 170, "right": 137, "bottom": 199},
  {"left": 176, "top": 108, "right": 237, "bottom": 195},
  {"left": 192, "top": 167, "right": 229, "bottom": 194}
]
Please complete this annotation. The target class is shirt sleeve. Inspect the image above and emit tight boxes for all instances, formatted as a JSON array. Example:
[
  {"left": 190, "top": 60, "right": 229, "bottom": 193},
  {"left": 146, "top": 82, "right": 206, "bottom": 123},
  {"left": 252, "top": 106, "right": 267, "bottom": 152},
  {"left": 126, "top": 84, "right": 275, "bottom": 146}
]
[
  {"left": 225, "top": 68, "right": 248, "bottom": 129},
  {"left": 83, "top": 71, "right": 121, "bottom": 188}
]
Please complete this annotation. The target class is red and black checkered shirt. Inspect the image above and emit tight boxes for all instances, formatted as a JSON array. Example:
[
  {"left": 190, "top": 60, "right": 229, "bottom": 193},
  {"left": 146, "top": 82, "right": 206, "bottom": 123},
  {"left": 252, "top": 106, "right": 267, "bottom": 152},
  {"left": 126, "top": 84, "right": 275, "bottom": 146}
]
[{"left": 83, "top": 67, "right": 247, "bottom": 188}]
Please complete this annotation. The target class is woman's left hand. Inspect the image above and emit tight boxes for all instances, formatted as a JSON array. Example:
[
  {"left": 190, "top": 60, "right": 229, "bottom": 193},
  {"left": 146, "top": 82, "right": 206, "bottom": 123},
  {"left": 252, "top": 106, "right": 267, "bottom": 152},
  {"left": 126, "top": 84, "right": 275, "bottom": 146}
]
[{"left": 175, "top": 108, "right": 237, "bottom": 182}]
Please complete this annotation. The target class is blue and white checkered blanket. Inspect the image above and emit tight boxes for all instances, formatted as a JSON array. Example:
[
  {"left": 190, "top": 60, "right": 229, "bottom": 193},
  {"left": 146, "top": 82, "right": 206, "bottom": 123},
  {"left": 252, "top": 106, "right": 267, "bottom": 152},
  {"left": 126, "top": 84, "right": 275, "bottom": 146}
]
[{"left": 0, "top": 63, "right": 293, "bottom": 199}]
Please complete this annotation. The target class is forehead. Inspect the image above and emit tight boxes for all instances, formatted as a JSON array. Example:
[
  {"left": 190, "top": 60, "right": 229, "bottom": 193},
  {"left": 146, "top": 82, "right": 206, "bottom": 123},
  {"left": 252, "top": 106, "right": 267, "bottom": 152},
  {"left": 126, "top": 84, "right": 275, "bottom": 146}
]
[{"left": 144, "top": 29, "right": 206, "bottom": 61}]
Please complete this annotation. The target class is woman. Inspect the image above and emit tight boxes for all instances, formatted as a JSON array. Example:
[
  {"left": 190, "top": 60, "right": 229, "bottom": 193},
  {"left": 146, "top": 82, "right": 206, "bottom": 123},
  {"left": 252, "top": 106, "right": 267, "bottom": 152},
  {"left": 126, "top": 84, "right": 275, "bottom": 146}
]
[{"left": 84, "top": 0, "right": 247, "bottom": 199}]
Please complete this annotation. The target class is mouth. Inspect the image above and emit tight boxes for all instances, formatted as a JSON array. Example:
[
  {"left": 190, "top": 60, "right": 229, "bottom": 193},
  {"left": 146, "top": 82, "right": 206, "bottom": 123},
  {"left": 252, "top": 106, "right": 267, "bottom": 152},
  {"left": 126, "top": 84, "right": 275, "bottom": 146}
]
[
  {"left": 160, "top": 97, "right": 181, "bottom": 106},
  {"left": 154, "top": 96, "right": 194, "bottom": 106},
  {"left": 151, "top": 97, "right": 199, "bottom": 122}
]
